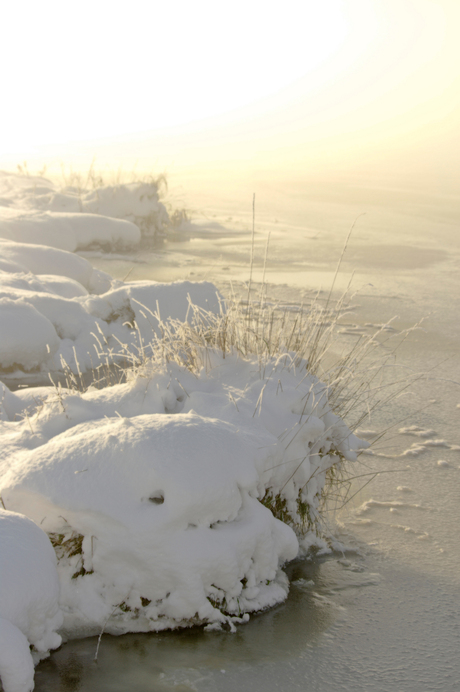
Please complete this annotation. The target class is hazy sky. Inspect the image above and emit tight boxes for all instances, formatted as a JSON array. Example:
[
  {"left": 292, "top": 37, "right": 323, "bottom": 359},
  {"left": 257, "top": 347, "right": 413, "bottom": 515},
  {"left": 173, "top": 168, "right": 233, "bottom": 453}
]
[{"left": 2, "top": 0, "right": 459, "bottom": 185}]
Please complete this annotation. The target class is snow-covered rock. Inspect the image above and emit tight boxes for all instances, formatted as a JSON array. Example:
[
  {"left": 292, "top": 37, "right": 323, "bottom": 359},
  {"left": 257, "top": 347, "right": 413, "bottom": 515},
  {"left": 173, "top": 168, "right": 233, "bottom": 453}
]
[{"left": 0, "top": 509, "right": 62, "bottom": 692}]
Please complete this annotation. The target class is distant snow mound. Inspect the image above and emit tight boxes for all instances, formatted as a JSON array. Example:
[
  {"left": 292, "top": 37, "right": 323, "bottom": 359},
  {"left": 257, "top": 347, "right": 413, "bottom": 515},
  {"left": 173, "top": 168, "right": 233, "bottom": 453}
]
[
  {"left": 82, "top": 182, "right": 170, "bottom": 239},
  {"left": 0, "top": 171, "right": 170, "bottom": 246}
]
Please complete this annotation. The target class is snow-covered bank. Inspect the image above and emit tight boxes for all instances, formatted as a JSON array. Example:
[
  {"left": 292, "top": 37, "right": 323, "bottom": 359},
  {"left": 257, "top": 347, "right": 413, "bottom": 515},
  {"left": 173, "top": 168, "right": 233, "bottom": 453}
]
[
  {"left": 0, "top": 352, "right": 365, "bottom": 639},
  {"left": 0, "top": 234, "right": 220, "bottom": 379},
  {"left": 0, "top": 171, "right": 227, "bottom": 381},
  {"left": 0, "top": 171, "right": 170, "bottom": 247},
  {"left": 0, "top": 170, "right": 371, "bottom": 691}
]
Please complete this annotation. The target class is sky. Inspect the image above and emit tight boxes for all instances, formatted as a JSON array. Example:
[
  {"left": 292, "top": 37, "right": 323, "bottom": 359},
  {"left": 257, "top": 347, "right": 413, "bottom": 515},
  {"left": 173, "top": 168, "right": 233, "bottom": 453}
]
[{"left": 1, "top": 0, "right": 459, "bottom": 187}]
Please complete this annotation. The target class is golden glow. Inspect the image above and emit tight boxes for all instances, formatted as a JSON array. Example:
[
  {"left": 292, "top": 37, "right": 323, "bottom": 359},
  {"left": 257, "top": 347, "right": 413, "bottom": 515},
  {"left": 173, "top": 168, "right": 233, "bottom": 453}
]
[
  {"left": 1, "top": 0, "right": 348, "bottom": 151},
  {"left": 2, "top": 0, "right": 459, "bottom": 188}
]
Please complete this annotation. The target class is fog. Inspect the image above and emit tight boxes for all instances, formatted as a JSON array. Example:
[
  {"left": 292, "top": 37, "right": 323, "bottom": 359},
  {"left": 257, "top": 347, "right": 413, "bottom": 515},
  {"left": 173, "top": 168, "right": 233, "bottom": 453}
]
[{"left": 2, "top": 0, "right": 459, "bottom": 204}]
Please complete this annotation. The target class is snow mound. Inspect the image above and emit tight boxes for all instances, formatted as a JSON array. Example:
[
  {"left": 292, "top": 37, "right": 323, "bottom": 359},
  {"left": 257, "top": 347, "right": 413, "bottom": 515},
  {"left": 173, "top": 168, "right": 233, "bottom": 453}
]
[
  {"left": 0, "top": 238, "right": 96, "bottom": 288},
  {"left": 0, "top": 349, "right": 366, "bottom": 637},
  {"left": 0, "top": 207, "right": 141, "bottom": 253},
  {"left": 0, "top": 171, "right": 170, "bottom": 245},
  {"left": 0, "top": 509, "right": 62, "bottom": 692},
  {"left": 82, "top": 182, "right": 170, "bottom": 239},
  {"left": 0, "top": 268, "right": 220, "bottom": 377},
  {"left": 0, "top": 240, "right": 221, "bottom": 378},
  {"left": 0, "top": 176, "right": 222, "bottom": 380},
  {"left": 0, "top": 298, "right": 60, "bottom": 372},
  {"left": 1, "top": 413, "right": 297, "bottom": 636}
]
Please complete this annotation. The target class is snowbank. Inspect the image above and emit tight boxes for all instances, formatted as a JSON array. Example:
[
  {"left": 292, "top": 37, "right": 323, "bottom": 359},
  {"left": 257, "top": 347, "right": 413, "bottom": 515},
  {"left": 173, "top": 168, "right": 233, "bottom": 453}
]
[
  {"left": 0, "top": 171, "right": 169, "bottom": 247},
  {"left": 0, "top": 509, "right": 62, "bottom": 692},
  {"left": 0, "top": 207, "right": 141, "bottom": 253},
  {"left": 0, "top": 352, "right": 365, "bottom": 643},
  {"left": 0, "top": 238, "right": 96, "bottom": 288},
  {"left": 0, "top": 171, "right": 222, "bottom": 380},
  {"left": 0, "top": 167, "right": 368, "bottom": 691},
  {"left": 0, "top": 241, "right": 221, "bottom": 378}
]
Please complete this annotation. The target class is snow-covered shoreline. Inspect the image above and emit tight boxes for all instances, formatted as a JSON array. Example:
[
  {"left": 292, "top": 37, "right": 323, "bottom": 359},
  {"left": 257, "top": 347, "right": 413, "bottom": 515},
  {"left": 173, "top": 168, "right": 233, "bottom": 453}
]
[{"left": 0, "top": 171, "right": 367, "bottom": 692}]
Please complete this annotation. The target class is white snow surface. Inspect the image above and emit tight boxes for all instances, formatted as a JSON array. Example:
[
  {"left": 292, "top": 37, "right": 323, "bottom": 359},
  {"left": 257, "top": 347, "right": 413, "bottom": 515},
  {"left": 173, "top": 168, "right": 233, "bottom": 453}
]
[
  {"left": 0, "top": 206, "right": 141, "bottom": 253},
  {"left": 0, "top": 238, "right": 221, "bottom": 377},
  {"left": 0, "top": 171, "right": 170, "bottom": 246},
  {"left": 0, "top": 509, "right": 62, "bottom": 692},
  {"left": 0, "top": 170, "right": 367, "bottom": 690},
  {"left": 0, "top": 353, "right": 366, "bottom": 643},
  {"left": 0, "top": 172, "right": 221, "bottom": 378}
]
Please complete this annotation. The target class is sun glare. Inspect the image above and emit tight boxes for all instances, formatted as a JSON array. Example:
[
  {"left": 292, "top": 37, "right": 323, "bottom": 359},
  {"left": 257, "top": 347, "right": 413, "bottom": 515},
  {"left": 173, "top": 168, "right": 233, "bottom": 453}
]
[
  {"left": 2, "top": 0, "right": 458, "bottom": 179},
  {"left": 2, "top": 0, "right": 348, "bottom": 152}
]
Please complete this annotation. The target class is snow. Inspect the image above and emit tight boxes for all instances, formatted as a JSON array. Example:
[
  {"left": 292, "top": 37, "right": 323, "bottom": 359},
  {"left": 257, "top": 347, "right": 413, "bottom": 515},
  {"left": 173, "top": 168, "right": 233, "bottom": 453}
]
[
  {"left": 0, "top": 238, "right": 95, "bottom": 288},
  {"left": 0, "top": 171, "right": 222, "bottom": 380},
  {"left": 0, "top": 271, "right": 221, "bottom": 378},
  {"left": 0, "top": 299, "right": 60, "bottom": 371},
  {"left": 1, "top": 412, "right": 297, "bottom": 636},
  {"left": 0, "top": 509, "right": 62, "bottom": 692},
  {"left": 0, "top": 352, "right": 366, "bottom": 645},
  {"left": 0, "top": 239, "right": 221, "bottom": 379},
  {"left": 0, "top": 206, "right": 141, "bottom": 253},
  {"left": 0, "top": 171, "right": 169, "bottom": 246},
  {"left": 0, "top": 170, "right": 368, "bottom": 690}
]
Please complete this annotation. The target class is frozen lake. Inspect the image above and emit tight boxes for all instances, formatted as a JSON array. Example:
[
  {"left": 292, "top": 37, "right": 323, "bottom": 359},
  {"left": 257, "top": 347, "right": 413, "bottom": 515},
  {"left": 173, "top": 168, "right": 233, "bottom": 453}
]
[{"left": 34, "top": 176, "right": 460, "bottom": 691}]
